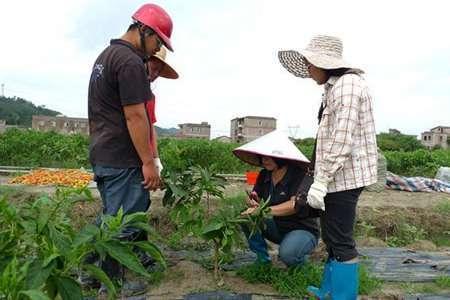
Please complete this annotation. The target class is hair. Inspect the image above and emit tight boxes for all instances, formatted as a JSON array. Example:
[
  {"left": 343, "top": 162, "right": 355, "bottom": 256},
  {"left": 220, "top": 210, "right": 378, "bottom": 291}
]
[
  {"left": 258, "top": 156, "right": 289, "bottom": 168},
  {"left": 325, "top": 68, "right": 351, "bottom": 78},
  {"left": 127, "top": 23, "right": 139, "bottom": 32},
  {"left": 127, "top": 22, "right": 156, "bottom": 36}
]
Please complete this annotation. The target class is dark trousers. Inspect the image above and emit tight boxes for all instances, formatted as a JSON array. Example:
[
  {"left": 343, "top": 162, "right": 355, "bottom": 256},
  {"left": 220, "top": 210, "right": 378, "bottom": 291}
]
[
  {"left": 320, "top": 188, "right": 363, "bottom": 262},
  {"left": 92, "top": 165, "right": 151, "bottom": 279}
]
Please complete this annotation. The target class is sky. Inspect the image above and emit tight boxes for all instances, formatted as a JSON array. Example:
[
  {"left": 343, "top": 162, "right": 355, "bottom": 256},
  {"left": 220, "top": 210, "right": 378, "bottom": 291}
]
[{"left": 1, "top": 0, "right": 449, "bottom": 138}]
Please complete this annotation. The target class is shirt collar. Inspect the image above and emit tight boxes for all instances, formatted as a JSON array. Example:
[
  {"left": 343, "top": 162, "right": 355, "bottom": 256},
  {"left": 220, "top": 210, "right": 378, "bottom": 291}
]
[{"left": 110, "top": 39, "right": 146, "bottom": 60}]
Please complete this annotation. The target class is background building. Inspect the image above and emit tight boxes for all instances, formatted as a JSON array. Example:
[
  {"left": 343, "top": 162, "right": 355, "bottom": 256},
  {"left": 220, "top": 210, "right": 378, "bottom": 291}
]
[
  {"left": 421, "top": 126, "right": 450, "bottom": 149},
  {"left": 32, "top": 115, "right": 89, "bottom": 135},
  {"left": 230, "top": 116, "right": 276, "bottom": 143},
  {"left": 177, "top": 122, "right": 211, "bottom": 139}
]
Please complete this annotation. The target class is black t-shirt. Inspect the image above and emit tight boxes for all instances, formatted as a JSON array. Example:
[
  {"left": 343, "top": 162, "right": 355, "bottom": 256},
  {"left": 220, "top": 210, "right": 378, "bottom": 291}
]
[
  {"left": 253, "top": 165, "right": 319, "bottom": 238},
  {"left": 88, "top": 39, "right": 151, "bottom": 168}
]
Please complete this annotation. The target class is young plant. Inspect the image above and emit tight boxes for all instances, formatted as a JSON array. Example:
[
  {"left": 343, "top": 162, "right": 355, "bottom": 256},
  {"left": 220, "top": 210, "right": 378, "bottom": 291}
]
[
  {"left": 201, "top": 197, "right": 271, "bottom": 280},
  {"left": 0, "top": 187, "right": 165, "bottom": 300}
]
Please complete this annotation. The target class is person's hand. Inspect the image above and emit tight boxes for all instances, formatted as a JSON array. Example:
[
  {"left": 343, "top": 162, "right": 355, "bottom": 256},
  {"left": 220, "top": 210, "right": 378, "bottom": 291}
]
[
  {"left": 241, "top": 206, "right": 258, "bottom": 216},
  {"left": 154, "top": 157, "right": 163, "bottom": 176},
  {"left": 245, "top": 191, "right": 259, "bottom": 207},
  {"left": 306, "top": 179, "right": 328, "bottom": 211},
  {"left": 141, "top": 161, "right": 160, "bottom": 191}
]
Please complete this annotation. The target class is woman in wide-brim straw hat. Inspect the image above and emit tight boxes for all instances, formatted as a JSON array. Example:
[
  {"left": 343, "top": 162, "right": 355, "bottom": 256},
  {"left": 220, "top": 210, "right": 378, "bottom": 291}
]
[
  {"left": 233, "top": 130, "right": 320, "bottom": 267},
  {"left": 145, "top": 46, "right": 178, "bottom": 176},
  {"left": 279, "top": 35, "right": 378, "bottom": 299}
]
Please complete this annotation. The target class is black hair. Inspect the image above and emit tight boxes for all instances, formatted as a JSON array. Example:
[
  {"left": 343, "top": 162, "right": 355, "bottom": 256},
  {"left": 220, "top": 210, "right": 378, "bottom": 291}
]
[
  {"left": 127, "top": 23, "right": 139, "bottom": 32},
  {"left": 127, "top": 22, "right": 156, "bottom": 36},
  {"left": 273, "top": 157, "right": 289, "bottom": 168},
  {"left": 325, "top": 68, "right": 351, "bottom": 78},
  {"left": 258, "top": 156, "right": 289, "bottom": 168}
]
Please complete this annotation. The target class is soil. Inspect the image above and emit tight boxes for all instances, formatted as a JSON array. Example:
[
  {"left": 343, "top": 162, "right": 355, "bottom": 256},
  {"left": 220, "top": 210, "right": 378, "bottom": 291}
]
[{"left": 2, "top": 176, "right": 450, "bottom": 298}]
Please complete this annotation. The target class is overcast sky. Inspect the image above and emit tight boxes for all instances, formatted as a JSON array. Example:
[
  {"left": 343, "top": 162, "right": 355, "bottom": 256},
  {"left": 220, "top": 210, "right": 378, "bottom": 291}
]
[{"left": 1, "top": 0, "right": 449, "bottom": 138}]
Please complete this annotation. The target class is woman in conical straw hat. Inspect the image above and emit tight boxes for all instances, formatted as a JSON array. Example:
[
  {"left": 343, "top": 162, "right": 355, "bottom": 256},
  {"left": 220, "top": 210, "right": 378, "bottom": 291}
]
[
  {"left": 145, "top": 46, "right": 178, "bottom": 177},
  {"left": 233, "top": 130, "right": 319, "bottom": 267},
  {"left": 279, "top": 35, "right": 378, "bottom": 299}
]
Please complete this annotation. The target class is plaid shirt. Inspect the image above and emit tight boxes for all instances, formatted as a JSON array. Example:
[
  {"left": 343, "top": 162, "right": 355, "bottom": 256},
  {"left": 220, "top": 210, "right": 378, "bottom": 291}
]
[{"left": 315, "top": 73, "right": 378, "bottom": 192}]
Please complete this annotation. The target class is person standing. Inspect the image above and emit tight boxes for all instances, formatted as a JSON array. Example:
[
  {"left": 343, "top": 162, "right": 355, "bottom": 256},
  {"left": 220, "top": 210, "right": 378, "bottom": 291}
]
[
  {"left": 88, "top": 3, "right": 174, "bottom": 280},
  {"left": 279, "top": 35, "right": 378, "bottom": 299},
  {"left": 145, "top": 46, "right": 179, "bottom": 176}
]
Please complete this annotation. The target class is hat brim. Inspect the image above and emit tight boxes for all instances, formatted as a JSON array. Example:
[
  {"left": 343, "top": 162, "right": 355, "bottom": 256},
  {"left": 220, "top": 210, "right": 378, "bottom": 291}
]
[
  {"left": 278, "top": 50, "right": 363, "bottom": 78},
  {"left": 233, "top": 149, "right": 311, "bottom": 170},
  {"left": 153, "top": 56, "right": 179, "bottom": 79}
]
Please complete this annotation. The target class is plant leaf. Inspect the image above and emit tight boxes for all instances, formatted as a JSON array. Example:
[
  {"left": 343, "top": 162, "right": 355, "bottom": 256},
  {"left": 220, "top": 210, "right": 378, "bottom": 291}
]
[
  {"left": 25, "top": 259, "right": 56, "bottom": 289},
  {"left": 101, "top": 240, "right": 151, "bottom": 279},
  {"left": 83, "top": 264, "right": 116, "bottom": 299},
  {"left": 133, "top": 241, "right": 166, "bottom": 269},
  {"left": 73, "top": 224, "right": 99, "bottom": 247},
  {"left": 54, "top": 276, "right": 83, "bottom": 300},
  {"left": 20, "top": 290, "right": 51, "bottom": 300}
]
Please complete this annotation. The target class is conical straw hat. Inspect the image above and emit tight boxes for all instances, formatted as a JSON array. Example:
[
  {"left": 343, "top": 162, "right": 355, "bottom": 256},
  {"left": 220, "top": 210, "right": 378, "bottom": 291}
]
[{"left": 233, "top": 130, "right": 310, "bottom": 169}]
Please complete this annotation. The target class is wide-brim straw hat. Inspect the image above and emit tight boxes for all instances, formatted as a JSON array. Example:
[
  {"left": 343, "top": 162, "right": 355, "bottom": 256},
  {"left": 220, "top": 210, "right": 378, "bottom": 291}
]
[
  {"left": 278, "top": 35, "right": 363, "bottom": 78},
  {"left": 152, "top": 46, "right": 179, "bottom": 79},
  {"left": 232, "top": 130, "right": 310, "bottom": 169}
]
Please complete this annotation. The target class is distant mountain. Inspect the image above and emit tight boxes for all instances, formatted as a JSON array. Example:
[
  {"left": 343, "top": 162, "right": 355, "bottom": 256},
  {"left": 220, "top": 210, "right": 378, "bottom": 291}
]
[
  {"left": 155, "top": 126, "right": 179, "bottom": 136},
  {"left": 0, "top": 96, "right": 60, "bottom": 126},
  {"left": 0, "top": 96, "right": 180, "bottom": 135}
]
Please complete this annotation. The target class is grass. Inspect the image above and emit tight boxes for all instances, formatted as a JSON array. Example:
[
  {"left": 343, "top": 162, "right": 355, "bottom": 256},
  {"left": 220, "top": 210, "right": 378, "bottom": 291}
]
[
  {"left": 436, "top": 276, "right": 450, "bottom": 289},
  {"left": 435, "top": 199, "right": 450, "bottom": 215},
  {"left": 236, "top": 262, "right": 381, "bottom": 298}
]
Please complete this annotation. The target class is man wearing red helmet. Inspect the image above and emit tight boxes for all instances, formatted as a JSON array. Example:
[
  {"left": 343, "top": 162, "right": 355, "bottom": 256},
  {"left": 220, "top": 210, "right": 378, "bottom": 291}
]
[{"left": 87, "top": 3, "right": 174, "bottom": 287}]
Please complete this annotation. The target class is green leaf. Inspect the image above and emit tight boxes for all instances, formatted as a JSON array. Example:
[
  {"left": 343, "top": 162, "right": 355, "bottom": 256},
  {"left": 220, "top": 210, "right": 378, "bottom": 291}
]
[
  {"left": 202, "top": 220, "right": 225, "bottom": 238},
  {"left": 54, "top": 276, "right": 83, "bottom": 300},
  {"left": 101, "top": 240, "right": 151, "bottom": 279},
  {"left": 20, "top": 290, "right": 51, "bottom": 300},
  {"left": 42, "top": 253, "right": 60, "bottom": 268},
  {"left": 73, "top": 224, "right": 99, "bottom": 247},
  {"left": 134, "top": 241, "right": 166, "bottom": 269},
  {"left": 83, "top": 264, "right": 116, "bottom": 299},
  {"left": 25, "top": 259, "right": 56, "bottom": 289},
  {"left": 122, "top": 212, "right": 148, "bottom": 226}
]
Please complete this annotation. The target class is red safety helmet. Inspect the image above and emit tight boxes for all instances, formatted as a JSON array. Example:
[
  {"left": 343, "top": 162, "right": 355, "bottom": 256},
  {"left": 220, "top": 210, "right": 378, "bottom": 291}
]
[{"left": 132, "top": 4, "right": 173, "bottom": 51}]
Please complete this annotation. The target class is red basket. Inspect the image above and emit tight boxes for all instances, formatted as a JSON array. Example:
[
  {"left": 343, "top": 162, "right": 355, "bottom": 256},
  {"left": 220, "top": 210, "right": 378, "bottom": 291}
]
[{"left": 245, "top": 171, "right": 259, "bottom": 185}]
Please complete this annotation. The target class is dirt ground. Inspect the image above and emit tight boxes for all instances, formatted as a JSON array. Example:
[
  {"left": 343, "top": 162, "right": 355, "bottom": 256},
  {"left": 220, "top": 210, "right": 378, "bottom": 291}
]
[{"left": 1, "top": 176, "right": 450, "bottom": 299}]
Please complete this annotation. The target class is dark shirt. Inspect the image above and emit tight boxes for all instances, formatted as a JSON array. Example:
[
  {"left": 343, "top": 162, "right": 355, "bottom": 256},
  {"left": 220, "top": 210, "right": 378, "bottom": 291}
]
[
  {"left": 253, "top": 165, "right": 319, "bottom": 238},
  {"left": 88, "top": 39, "right": 151, "bottom": 168}
]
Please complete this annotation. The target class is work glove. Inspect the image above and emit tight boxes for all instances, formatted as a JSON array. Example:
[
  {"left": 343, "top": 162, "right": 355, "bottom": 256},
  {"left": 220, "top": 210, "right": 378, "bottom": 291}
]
[
  {"left": 307, "top": 178, "right": 328, "bottom": 211},
  {"left": 154, "top": 157, "right": 163, "bottom": 176}
]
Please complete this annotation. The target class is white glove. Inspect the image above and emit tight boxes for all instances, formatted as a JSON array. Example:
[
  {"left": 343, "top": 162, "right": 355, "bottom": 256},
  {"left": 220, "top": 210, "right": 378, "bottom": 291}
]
[
  {"left": 307, "top": 179, "right": 328, "bottom": 211},
  {"left": 154, "top": 157, "right": 163, "bottom": 176}
]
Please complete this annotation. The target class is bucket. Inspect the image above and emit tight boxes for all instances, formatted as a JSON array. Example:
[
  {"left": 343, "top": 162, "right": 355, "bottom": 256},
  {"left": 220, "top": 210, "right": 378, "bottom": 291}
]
[{"left": 245, "top": 171, "right": 259, "bottom": 185}]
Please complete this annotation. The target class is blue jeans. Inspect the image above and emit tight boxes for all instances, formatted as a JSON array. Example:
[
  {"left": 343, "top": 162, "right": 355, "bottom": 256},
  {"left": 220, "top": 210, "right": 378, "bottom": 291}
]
[
  {"left": 93, "top": 165, "right": 150, "bottom": 239},
  {"left": 243, "top": 218, "right": 318, "bottom": 267}
]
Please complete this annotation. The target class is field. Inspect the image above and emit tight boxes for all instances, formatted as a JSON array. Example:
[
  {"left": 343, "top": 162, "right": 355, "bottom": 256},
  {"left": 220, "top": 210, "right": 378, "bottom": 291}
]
[
  {"left": 1, "top": 174, "right": 449, "bottom": 299},
  {"left": 1, "top": 129, "right": 450, "bottom": 299}
]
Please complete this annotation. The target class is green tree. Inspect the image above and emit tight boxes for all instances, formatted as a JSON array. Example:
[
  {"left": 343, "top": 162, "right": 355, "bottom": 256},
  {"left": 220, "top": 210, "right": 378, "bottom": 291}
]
[{"left": 0, "top": 96, "right": 60, "bottom": 127}]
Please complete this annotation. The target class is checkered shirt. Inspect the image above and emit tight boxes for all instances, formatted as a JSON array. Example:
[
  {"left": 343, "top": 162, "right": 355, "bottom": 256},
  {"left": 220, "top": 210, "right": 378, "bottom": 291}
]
[{"left": 315, "top": 73, "right": 378, "bottom": 192}]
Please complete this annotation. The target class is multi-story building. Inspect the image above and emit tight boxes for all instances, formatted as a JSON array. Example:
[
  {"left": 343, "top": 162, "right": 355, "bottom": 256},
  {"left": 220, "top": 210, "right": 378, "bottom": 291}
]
[
  {"left": 230, "top": 116, "right": 276, "bottom": 143},
  {"left": 32, "top": 115, "right": 89, "bottom": 135},
  {"left": 0, "top": 119, "right": 5, "bottom": 134},
  {"left": 421, "top": 126, "right": 450, "bottom": 149},
  {"left": 177, "top": 122, "right": 211, "bottom": 139}
]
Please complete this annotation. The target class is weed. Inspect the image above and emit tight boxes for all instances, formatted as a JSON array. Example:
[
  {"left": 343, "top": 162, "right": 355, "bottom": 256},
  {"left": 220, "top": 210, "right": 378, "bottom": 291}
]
[
  {"left": 435, "top": 275, "right": 450, "bottom": 288},
  {"left": 236, "top": 262, "right": 380, "bottom": 297},
  {"left": 386, "top": 222, "right": 426, "bottom": 247},
  {"left": 435, "top": 199, "right": 450, "bottom": 215}
]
